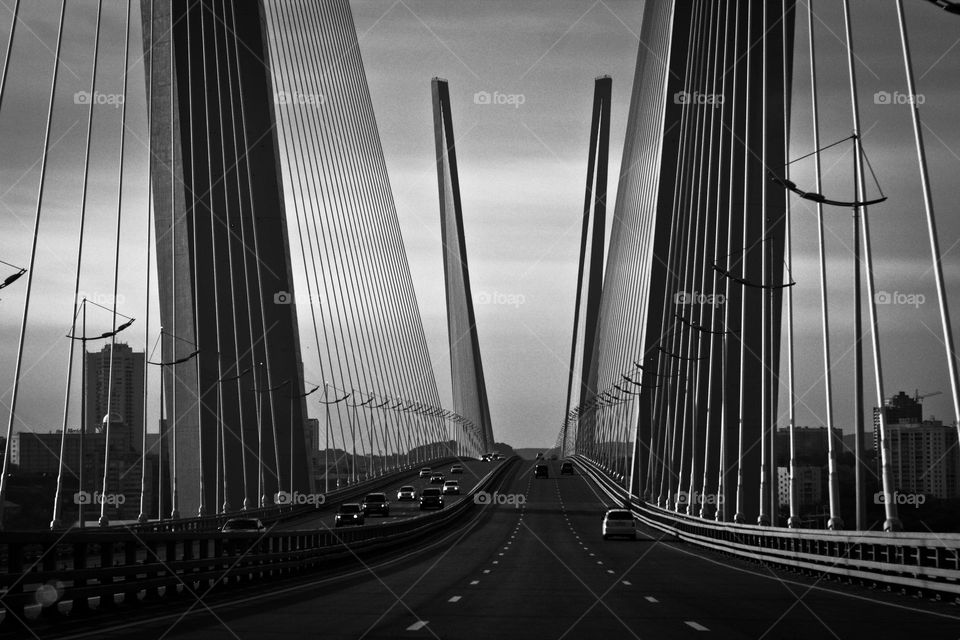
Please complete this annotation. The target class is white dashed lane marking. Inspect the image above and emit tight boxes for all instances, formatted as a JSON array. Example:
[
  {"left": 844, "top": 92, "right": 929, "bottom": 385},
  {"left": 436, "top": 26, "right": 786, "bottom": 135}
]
[
  {"left": 448, "top": 596, "right": 461, "bottom": 603},
  {"left": 470, "top": 580, "right": 479, "bottom": 585},
  {"left": 645, "top": 596, "right": 658, "bottom": 603},
  {"left": 622, "top": 580, "right": 632, "bottom": 586},
  {"left": 685, "top": 621, "right": 709, "bottom": 631},
  {"left": 406, "top": 621, "right": 429, "bottom": 631}
]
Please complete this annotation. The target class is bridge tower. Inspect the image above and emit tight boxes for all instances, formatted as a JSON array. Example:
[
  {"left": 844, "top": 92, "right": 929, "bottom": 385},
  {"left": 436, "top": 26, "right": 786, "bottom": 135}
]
[
  {"left": 431, "top": 78, "right": 496, "bottom": 454},
  {"left": 140, "top": 0, "right": 311, "bottom": 516},
  {"left": 580, "top": 0, "right": 794, "bottom": 523}
]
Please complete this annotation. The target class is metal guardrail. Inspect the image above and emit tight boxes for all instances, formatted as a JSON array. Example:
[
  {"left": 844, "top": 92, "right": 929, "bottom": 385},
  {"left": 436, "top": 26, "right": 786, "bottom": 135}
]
[
  {"left": 110, "top": 457, "right": 460, "bottom": 534},
  {"left": 573, "top": 455, "right": 960, "bottom": 600},
  {"left": 0, "top": 457, "right": 517, "bottom": 632}
]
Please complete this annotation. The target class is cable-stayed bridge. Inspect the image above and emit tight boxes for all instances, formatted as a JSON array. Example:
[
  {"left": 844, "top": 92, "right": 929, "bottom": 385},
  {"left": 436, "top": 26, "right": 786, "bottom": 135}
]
[{"left": 2, "top": 0, "right": 960, "bottom": 637}]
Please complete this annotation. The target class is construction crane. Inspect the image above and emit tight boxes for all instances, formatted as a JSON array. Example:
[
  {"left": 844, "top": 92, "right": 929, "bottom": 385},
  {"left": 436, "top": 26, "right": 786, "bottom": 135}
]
[{"left": 914, "top": 389, "right": 943, "bottom": 402}]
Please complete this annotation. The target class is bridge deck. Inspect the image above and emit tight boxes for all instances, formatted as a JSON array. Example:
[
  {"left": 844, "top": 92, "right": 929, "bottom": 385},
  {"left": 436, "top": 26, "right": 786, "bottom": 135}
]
[{"left": 56, "top": 459, "right": 960, "bottom": 639}]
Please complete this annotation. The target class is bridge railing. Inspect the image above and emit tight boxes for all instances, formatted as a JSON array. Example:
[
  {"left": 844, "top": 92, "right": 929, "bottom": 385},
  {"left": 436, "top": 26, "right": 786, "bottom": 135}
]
[
  {"left": 573, "top": 455, "right": 960, "bottom": 600},
  {"left": 106, "top": 456, "right": 460, "bottom": 534},
  {"left": 0, "top": 457, "right": 517, "bottom": 631}
]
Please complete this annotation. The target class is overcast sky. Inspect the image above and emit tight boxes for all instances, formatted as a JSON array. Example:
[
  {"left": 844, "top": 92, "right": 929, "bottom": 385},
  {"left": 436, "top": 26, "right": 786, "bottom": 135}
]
[{"left": 1, "top": 1, "right": 960, "bottom": 451}]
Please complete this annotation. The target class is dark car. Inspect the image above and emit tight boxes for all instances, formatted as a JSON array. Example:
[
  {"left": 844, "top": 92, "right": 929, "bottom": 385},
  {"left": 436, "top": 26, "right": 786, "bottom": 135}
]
[
  {"left": 450, "top": 464, "right": 464, "bottom": 474},
  {"left": 335, "top": 503, "right": 365, "bottom": 527},
  {"left": 534, "top": 463, "right": 549, "bottom": 479},
  {"left": 418, "top": 467, "right": 432, "bottom": 478},
  {"left": 429, "top": 473, "right": 445, "bottom": 484},
  {"left": 220, "top": 517, "right": 265, "bottom": 533},
  {"left": 560, "top": 461, "right": 574, "bottom": 475},
  {"left": 362, "top": 492, "right": 390, "bottom": 517},
  {"left": 419, "top": 487, "right": 444, "bottom": 510}
]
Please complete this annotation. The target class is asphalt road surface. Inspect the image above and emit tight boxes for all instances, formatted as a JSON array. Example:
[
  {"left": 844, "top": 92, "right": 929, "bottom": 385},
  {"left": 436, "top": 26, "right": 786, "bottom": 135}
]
[{"left": 59, "top": 457, "right": 960, "bottom": 639}]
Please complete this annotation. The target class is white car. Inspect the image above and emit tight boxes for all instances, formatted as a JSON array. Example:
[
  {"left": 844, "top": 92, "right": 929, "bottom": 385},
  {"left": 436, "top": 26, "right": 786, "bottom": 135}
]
[
  {"left": 442, "top": 480, "right": 460, "bottom": 495},
  {"left": 397, "top": 485, "right": 416, "bottom": 501},
  {"left": 602, "top": 509, "right": 637, "bottom": 540}
]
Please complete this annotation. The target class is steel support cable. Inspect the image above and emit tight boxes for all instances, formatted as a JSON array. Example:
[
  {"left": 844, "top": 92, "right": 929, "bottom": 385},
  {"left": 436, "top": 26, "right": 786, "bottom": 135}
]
[
  {"left": 669, "top": 0, "right": 708, "bottom": 511},
  {"left": 0, "top": 0, "right": 20, "bottom": 117},
  {"left": 896, "top": 0, "right": 960, "bottom": 484},
  {"left": 259, "top": 2, "right": 339, "bottom": 490},
  {"left": 0, "top": 0, "right": 67, "bottom": 530},
  {"left": 197, "top": 0, "right": 228, "bottom": 517},
  {"left": 183, "top": 0, "right": 203, "bottom": 518},
  {"left": 207, "top": 0, "right": 247, "bottom": 511},
  {"left": 273, "top": 1, "right": 364, "bottom": 482},
  {"left": 138, "top": 0, "right": 154, "bottom": 523},
  {"left": 617, "top": 34, "right": 662, "bottom": 491},
  {"left": 346, "top": 392, "right": 371, "bottom": 480},
  {"left": 264, "top": 2, "right": 350, "bottom": 472},
  {"left": 293, "top": 2, "right": 386, "bottom": 475},
  {"left": 758, "top": 0, "right": 771, "bottom": 527},
  {"left": 683, "top": 0, "right": 723, "bottom": 514},
  {"left": 702, "top": 0, "right": 735, "bottom": 519},
  {"left": 97, "top": 0, "right": 133, "bottom": 528},
  {"left": 653, "top": 0, "right": 702, "bottom": 504},
  {"left": 262, "top": 0, "right": 341, "bottom": 481},
  {"left": 782, "top": 0, "right": 799, "bottom": 529},
  {"left": 842, "top": 0, "right": 900, "bottom": 531},
  {"left": 271, "top": 2, "right": 369, "bottom": 474},
  {"left": 606, "top": 19, "right": 659, "bottom": 410},
  {"left": 692, "top": 0, "right": 728, "bottom": 517},
  {"left": 217, "top": 0, "right": 261, "bottom": 510},
  {"left": 733, "top": 0, "right": 755, "bottom": 525},
  {"left": 312, "top": 0, "right": 429, "bottom": 464},
  {"left": 50, "top": 0, "right": 104, "bottom": 530},
  {"left": 225, "top": 1, "right": 283, "bottom": 510},
  {"left": 282, "top": 1, "right": 391, "bottom": 472},
  {"left": 672, "top": 1, "right": 710, "bottom": 501},
  {"left": 673, "top": 5, "right": 710, "bottom": 510},
  {"left": 168, "top": 0, "right": 179, "bottom": 519},
  {"left": 643, "top": 50, "right": 693, "bottom": 500},
  {"left": 714, "top": 0, "right": 743, "bottom": 521}
]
